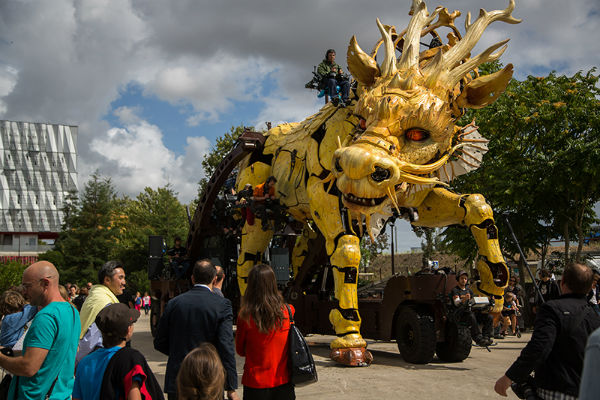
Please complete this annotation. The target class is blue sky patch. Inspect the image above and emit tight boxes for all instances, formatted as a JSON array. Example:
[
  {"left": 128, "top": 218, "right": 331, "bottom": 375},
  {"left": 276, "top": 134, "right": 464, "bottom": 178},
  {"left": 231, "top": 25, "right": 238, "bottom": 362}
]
[{"left": 104, "top": 82, "right": 268, "bottom": 155}]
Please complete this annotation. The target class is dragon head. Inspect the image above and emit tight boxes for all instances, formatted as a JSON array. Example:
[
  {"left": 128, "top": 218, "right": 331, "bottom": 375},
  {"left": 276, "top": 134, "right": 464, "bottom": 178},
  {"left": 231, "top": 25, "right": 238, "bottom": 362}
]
[{"left": 332, "top": 0, "right": 520, "bottom": 225}]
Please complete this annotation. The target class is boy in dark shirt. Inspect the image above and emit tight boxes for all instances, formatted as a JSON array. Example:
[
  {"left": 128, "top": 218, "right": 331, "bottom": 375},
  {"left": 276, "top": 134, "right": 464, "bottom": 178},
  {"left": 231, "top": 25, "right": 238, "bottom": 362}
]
[
  {"left": 451, "top": 270, "right": 492, "bottom": 347},
  {"left": 74, "top": 303, "right": 163, "bottom": 400}
]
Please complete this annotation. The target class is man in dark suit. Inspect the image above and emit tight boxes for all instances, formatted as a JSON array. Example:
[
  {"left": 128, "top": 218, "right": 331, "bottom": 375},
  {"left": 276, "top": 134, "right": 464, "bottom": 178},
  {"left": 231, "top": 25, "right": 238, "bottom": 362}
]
[{"left": 154, "top": 259, "right": 239, "bottom": 400}]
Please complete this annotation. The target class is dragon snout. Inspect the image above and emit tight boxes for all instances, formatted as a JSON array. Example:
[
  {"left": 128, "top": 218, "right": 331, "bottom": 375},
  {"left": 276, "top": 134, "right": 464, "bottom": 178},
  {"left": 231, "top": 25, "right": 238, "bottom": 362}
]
[
  {"left": 333, "top": 146, "right": 399, "bottom": 186},
  {"left": 371, "top": 165, "right": 392, "bottom": 182}
]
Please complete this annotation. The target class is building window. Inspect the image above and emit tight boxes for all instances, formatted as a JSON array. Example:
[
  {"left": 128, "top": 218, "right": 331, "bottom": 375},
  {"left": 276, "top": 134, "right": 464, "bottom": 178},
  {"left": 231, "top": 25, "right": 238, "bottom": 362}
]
[{"left": 1, "top": 235, "right": 12, "bottom": 246}]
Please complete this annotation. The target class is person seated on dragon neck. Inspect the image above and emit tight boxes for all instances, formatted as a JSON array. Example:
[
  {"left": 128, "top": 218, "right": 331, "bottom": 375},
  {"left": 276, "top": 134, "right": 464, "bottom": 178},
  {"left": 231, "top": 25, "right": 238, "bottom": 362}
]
[{"left": 317, "top": 49, "right": 350, "bottom": 107}]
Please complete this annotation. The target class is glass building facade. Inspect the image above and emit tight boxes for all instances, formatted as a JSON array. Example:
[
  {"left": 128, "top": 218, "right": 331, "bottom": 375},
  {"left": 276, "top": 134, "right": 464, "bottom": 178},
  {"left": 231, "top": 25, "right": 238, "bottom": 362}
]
[{"left": 0, "top": 120, "right": 78, "bottom": 256}]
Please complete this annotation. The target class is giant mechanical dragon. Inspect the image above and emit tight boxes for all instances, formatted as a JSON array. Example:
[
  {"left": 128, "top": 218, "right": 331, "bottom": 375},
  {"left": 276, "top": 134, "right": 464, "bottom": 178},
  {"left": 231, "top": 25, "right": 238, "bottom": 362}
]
[{"left": 235, "top": 0, "right": 521, "bottom": 365}]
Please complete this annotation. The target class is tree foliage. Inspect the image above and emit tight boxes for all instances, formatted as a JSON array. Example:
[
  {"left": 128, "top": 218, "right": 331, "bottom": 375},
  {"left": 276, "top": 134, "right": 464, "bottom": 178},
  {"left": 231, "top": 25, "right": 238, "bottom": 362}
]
[
  {"left": 441, "top": 67, "right": 600, "bottom": 266},
  {"left": 44, "top": 174, "right": 189, "bottom": 286},
  {"left": 413, "top": 227, "right": 441, "bottom": 265},
  {"left": 114, "top": 185, "right": 188, "bottom": 271},
  {"left": 360, "top": 232, "right": 389, "bottom": 271},
  {"left": 197, "top": 125, "right": 250, "bottom": 198},
  {"left": 54, "top": 172, "right": 120, "bottom": 283},
  {"left": 0, "top": 261, "right": 27, "bottom": 293}
]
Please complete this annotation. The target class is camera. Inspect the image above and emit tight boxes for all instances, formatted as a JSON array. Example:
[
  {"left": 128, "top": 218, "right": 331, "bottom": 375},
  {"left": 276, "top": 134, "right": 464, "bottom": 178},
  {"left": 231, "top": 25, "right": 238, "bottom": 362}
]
[
  {"left": 0, "top": 347, "right": 14, "bottom": 357},
  {"left": 511, "top": 377, "right": 539, "bottom": 400}
]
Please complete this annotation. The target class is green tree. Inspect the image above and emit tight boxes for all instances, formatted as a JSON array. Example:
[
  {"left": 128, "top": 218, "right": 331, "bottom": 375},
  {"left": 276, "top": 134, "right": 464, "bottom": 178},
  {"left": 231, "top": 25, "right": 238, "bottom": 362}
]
[
  {"left": 126, "top": 269, "right": 150, "bottom": 295},
  {"left": 413, "top": 227, "right": 441, "bottom": 266},
  {"left": 360, "top": 233, "right": 389, "bottom": 271},
  {"left": 53, "top": 172, "right": 120, "bottom": 283},
  {"left": 197, "top": 125, "right": 252, "bottom": 198},
  {"left": 114, "top": 185, "right": 188, "bottom": 271},
  {"left": 0, "top": 261, "right": 26, "bottom": 292},
  {"left": 441, "top": 68, "right": 600, "bottom": 267}
]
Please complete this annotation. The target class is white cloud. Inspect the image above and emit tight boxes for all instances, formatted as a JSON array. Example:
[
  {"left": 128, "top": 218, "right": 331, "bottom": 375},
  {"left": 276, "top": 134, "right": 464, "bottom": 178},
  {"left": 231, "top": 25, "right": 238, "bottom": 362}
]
[
  {"left": 0, "top": 66, "right": 17, "bottom": 114},
  {"left": 0, "top": 0, "right": 598, "bottom": 210},
  {"left": 143, "top": 54, "right": 276, "bottom": 124},
  {"left": 253, "top": 88, "right": 323, "bottom": 130},
  {"left": 90, "top": 119, "right": 210, "bottom": 203},
  {"left": 113, "top": 106, "right": 142, "bottom": 125}
]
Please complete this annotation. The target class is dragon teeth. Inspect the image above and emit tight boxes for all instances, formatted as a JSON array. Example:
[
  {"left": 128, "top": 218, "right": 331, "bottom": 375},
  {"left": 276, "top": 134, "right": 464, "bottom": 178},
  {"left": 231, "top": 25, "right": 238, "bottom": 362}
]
[{"left": 345, "top": 193, "right": 381, "bottom": 206}]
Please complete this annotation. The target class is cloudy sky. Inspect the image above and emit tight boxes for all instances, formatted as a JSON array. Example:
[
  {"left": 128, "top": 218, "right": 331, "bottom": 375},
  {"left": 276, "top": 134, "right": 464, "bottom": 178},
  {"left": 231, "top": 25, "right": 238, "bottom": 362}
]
[{"left": 1, "top": 0, "right": 598, "bottom": 250}]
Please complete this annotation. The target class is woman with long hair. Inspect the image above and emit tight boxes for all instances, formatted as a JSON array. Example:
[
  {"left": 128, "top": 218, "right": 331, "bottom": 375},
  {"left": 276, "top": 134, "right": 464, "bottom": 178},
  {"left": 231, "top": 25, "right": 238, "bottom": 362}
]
[
  {"left": 236, "top": 263, "right": 295, "bottom": 400},
  {"left": 176, "top": 342, "right": 225, "bottom": 400}
]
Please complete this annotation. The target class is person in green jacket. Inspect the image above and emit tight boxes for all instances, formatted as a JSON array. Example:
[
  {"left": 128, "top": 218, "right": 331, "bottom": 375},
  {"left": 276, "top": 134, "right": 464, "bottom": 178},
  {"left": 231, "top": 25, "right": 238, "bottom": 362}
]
[{"left": 317, "top": 49, "right": 350, "bottom": 106}]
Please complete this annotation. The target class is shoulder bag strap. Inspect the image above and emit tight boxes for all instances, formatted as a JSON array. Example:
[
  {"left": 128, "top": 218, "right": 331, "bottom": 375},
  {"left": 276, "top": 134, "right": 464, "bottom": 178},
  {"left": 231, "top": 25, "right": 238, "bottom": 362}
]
[{"left": 285, "top": 304, "right": 294, "bottom": 324}]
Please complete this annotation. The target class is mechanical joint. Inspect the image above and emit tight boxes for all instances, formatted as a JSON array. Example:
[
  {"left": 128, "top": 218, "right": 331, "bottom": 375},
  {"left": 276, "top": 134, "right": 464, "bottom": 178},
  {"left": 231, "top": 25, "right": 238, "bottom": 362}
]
[
  {"left": 333, "top": 266, "right": 358, "bottom": 284},
  {"left": 462, "top": 194, "right": 494, "bottom": 227}
]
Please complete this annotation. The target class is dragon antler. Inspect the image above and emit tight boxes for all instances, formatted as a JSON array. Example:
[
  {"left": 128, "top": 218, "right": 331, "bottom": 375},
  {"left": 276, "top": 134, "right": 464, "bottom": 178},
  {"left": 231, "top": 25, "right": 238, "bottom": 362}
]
[
  {"left": 397, "top": 0, "right": 441, "bottom": 71},
  {"left": 424, "top": 0, "right": 521, "bottom": 89},
  {"left": 348, "top": 0, "right": 520, "bottom": 93}
]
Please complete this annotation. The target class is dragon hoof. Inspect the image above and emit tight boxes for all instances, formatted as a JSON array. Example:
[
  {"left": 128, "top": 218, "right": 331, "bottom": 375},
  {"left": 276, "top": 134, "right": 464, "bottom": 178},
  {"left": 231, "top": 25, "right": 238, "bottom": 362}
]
[
  {"left": 330, "top": 333, "right": 367, "bottom": 349},
  {"left": 330, "top": 347, "right": 373, "bottom": 367}
]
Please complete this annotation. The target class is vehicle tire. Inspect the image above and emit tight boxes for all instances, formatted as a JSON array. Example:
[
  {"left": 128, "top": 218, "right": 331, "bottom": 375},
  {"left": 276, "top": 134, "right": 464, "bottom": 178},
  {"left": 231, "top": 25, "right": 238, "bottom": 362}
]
[
  {"left": 395, "top": 306, "right": 436, "bottom": 364},
  {"left": 436, "top": 321, "right": 472, "bottom": 362}
]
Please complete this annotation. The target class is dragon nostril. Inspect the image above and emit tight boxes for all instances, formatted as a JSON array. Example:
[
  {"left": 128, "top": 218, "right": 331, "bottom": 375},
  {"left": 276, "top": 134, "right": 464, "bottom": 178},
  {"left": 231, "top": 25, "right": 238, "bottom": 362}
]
[
  {"left": 335, "top": 158, "right": 343, "bottom": 173},
  {"left": 371, "top": 166, "right": 391, "bottom": 182}
]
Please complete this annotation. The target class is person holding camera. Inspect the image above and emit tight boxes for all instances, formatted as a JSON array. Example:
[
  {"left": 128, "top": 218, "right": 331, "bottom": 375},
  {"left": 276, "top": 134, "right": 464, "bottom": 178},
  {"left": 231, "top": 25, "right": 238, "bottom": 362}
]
[
  {"left": 451, "top": 270, "right": 493, "bottom": 347},
  {"left": 317, "top": 49, "right": 350, "bottom": 107},
  {"left": 252, "top": 176, "right": 278, "bottom": 231},
  {"left": 494, "top": 263, "right": 600, "bottom": 399},
  {"left": 167, "top": 237, "right": 189, "bottom": 279}
]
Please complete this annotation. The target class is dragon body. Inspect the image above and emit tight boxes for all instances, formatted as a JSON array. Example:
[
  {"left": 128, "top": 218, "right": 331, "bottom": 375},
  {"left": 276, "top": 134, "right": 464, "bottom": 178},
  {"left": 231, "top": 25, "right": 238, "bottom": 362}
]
[{"left": 236, "top": 0, "right": 520, "bottom": 363}]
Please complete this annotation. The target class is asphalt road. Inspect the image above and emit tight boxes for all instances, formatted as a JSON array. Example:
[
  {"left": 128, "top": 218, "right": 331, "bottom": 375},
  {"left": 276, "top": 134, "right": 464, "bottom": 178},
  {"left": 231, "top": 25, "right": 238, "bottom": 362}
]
[{"left": 132, "top": 312, "right": 526, "bottom": 399}]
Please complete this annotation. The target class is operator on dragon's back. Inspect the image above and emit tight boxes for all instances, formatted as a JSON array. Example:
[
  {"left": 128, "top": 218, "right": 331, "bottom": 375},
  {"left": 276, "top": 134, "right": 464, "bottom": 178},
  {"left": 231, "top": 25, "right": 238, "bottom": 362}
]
[
  {"left": 317, "top": 49, "right": 350, "bottom": 107},
  {"left": 252, "top": 176, "right": 278, "bottom": 231}
]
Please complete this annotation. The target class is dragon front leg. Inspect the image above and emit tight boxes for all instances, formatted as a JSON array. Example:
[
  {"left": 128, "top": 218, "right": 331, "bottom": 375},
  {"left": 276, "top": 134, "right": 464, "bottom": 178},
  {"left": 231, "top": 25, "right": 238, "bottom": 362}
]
[
  {"left": 413, "top": 187, "right": 509, "bottom": 312},
  {"left": 307, "top": 175, "right": 372, "bottom": 366},
  {"left": 328, "top": 234, "right": 366, "bottom": 348},
  {"left": 236, "top": 218, "right": 275, "bottom": 295}
]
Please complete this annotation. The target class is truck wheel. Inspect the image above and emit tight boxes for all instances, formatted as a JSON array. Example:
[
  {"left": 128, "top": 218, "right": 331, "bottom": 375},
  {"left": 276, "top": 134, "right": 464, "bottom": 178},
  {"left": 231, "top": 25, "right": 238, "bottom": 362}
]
[
  {"left": 436, "top": 321, "right": 472, "bottom": 362},
  {"left": 395, "top": 307, "right": 436, "bottom": 364}
]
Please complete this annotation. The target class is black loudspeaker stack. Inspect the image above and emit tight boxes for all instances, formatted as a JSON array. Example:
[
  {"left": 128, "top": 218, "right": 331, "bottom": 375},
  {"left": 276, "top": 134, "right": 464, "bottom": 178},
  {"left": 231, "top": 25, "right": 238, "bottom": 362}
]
[{"left": 148, "top": 235, "right": 165, "bottom": 279}]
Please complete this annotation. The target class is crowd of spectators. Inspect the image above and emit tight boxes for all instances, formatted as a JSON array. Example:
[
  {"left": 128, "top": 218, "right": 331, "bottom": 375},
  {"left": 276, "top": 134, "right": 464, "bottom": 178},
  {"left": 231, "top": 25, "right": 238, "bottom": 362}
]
[
  {"left": 0, "top": 258, "right": 298, "bottom": 399},
  {"left": 4, "top": 257, "right": 600, "bottom": 399},
  {"left": 0, "top": 260, "right": 166, "bottom": 399}
]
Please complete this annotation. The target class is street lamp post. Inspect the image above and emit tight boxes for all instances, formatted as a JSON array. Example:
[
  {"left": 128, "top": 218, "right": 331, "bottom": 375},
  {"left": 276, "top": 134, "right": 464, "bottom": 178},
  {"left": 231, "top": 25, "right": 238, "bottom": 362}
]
[{"left": 390, "top": 222, "right": 395, "bottom": 276}]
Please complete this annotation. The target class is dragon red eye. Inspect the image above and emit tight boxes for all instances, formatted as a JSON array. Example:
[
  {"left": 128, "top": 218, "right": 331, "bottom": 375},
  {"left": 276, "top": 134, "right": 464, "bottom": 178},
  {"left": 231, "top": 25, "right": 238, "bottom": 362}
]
[
  {"left": 405, "top": 128, "right": 430, "bottom": 141},
  {"left": 359, "top": 118, "right": 367, "bottom": 130}
]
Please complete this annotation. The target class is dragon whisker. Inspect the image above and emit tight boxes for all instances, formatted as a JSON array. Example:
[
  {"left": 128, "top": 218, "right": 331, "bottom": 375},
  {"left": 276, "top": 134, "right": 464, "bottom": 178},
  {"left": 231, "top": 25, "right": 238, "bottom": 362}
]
[
  {"left": 358, "top": 213, "right": 364, "bottom": 237},
  {"left": 387, "top": 187, "right": 402, "bottom": 216},
  {"left": 347, "top": 210, "right": 356, "bottom": 235},
  {"left": 365, "top": 213, "right": 376, "bottom": 242}
]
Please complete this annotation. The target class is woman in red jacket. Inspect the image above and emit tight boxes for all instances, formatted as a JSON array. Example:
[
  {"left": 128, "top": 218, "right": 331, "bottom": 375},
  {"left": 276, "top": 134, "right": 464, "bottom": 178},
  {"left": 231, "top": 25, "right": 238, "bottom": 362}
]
[{"left": 236, "top": 263, "right": 295, "bottom": 400}]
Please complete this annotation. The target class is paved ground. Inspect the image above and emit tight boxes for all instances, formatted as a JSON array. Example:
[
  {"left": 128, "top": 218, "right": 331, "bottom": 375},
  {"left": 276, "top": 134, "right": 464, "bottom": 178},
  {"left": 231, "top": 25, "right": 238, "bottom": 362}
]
[{"left": 133, "top": 312, "right": 526, "bottom": 399}]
